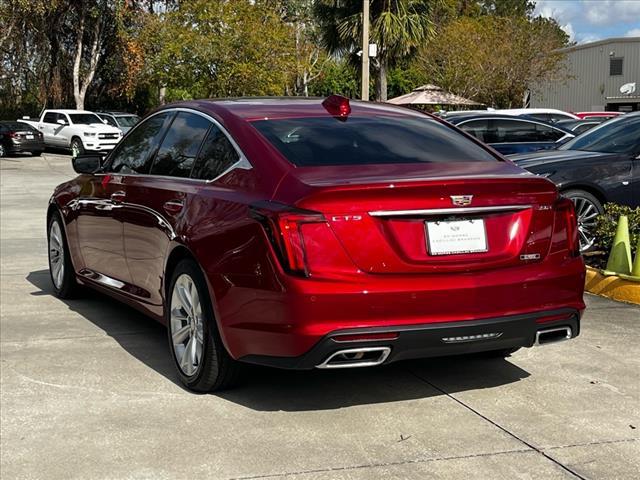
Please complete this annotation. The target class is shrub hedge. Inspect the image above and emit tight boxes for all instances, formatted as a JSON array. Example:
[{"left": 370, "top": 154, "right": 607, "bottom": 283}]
[{"left": 594, "top": 203, "right": 640, "bottom": 256}]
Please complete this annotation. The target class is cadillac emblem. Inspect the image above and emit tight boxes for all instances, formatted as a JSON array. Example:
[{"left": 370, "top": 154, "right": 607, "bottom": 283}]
[{"left": 450, "top": 195, "right": 473, "bottom": 207}]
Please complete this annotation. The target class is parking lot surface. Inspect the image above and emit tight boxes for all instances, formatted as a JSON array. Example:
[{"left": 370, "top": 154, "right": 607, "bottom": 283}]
[{"left": 1, "top": 153, "right": 639, "bottom": 479}]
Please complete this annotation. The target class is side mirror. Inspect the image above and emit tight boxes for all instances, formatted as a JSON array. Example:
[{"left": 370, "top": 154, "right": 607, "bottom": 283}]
[
  {"left": 57, "top": 119, "right": 67, "bottom": 126},
  {"left": 102, "top": 119, "right": 108, "bottom": 124},
  {"left": 72, "top": 154, "right": 103, "bottom": 174}
]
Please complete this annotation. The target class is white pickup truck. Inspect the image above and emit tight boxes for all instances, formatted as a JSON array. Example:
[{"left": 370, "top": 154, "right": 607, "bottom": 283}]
[{"left": 19, "top": 109, "right": 123, "bottom": 156}]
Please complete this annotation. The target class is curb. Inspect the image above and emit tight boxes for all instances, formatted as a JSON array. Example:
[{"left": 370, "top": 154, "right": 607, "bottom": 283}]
[{"left": 585, "top": 266, "right": 640, "bottom": 305}]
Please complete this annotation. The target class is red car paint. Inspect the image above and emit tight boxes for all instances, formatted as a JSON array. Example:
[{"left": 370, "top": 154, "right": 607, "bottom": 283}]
[
  {"left": 574, "top": 111, "right": 624, "bottom": 119},
  {"left": 49, "top": 98, "right": 585, "bottom": 366}
]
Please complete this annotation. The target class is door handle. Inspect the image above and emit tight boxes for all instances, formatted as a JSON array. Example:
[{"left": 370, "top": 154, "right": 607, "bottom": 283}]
[
  {"left": 110, "top": 191, "right": 126, "bottom": 203},
  {"left": 163, "top": 200, "right": 184, "bottom": 215}
]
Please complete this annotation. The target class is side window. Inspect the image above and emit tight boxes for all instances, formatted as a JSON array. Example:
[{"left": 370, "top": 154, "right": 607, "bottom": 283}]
[
  {"left": 573, "top": 123, "right": 593, "bottom": 135},
  {"left": 191, "top": 125, "right": 240, "bottom": 180},
  {"left": 492, "top": 119, "right": 536, "bottom": 143},
  {"left": 43, "top": 112, "right": 57, "bottom": 123},
  {"left": 149, "top": 112, "right": 211, "bottom": 178},
  {"left": 527, "top": 113, "right": 551, "bottom": 123},
  {"left": 459, "top": 120, "right": 491, "bottom": 143},
  {"left": 101, "top": 115, "right": 117, "bottom": 127},
  {"left": 109, "top": 112, "right": 173, "bottom": 174},
  {"left": 58, "top": 113, "right": 70, "bottom": 125},
  {"left": 534, "top": 123, "right": 566, "bottom": 141}
]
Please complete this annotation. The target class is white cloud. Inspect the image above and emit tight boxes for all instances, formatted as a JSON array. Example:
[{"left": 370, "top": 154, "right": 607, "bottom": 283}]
[
  {"left": 561, "top": 23, "right": 575, "bottom": 41},
  {"left": 626, "top": 28, "right": 640, "bottom": 38},
  {"left": 577, "top": 33, "right": 601, "bottom": 44},
  {"left": 583, "top": 1, "right": 640, "bottom": 26}
]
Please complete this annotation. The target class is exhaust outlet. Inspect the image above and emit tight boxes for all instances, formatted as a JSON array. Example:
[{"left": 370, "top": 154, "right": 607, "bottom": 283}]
[
  {"left": 316, "top": 347, "right": 391, "bottom": 369},
  {"left": 535, "top": 326, "right": 572, "bottom": 346}
]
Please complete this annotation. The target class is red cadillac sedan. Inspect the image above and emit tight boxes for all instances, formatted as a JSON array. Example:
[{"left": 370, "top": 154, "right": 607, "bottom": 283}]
[{"left": 47, "top": 96, "right": 586, "bottom": 391}]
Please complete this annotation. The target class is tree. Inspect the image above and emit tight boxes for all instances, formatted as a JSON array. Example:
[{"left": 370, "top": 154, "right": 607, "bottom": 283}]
[
  {"left": 141, "top": 0, "right": 297, "bottom": 100},
  {"left": 314, "top": 0, "right": 435, "bottom": 101},
  {"left": 416, "top": 15, "right": 569, "bottom": 108}
]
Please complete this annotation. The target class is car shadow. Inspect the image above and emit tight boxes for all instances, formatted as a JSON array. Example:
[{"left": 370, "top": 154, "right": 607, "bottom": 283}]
[{"left": 27, "top": 269, "right": 531, "bottom": 412}]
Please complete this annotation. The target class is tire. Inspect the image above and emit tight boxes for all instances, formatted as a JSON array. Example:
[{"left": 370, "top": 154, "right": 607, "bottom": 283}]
[
  {"left": 32, "top": 151, "right": 42, "bottom": 157},
  {"left": 70, "top": 137, "right": 84, "bottom": 158},
  {"left": 167, "top": 258, "right": 242, "bottom": 392},
  {"left": 562, "top": 189, "right": 603, "bottom": 252},
  {"left": 47, "top": 211, "right": 81, "bottom": 299}
]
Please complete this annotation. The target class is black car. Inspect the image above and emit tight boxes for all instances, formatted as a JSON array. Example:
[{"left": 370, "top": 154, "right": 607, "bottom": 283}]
[
  {"left": 556, "top": 118, "right": 607, "bottom": 135},
  {"left": 447, "top": 114, "right": 574, "bottom": 155},
  {"left": 0, "top": 121, "right": 45, "bottom": 157},
  {"left": 510, "top": 112, "right": 640, "bottom": 251}
]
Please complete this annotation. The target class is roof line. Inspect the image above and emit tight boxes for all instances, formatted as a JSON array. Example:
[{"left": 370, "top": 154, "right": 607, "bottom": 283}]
[{"left": 559, "top": 37, "right": 640, "bottom": 53}]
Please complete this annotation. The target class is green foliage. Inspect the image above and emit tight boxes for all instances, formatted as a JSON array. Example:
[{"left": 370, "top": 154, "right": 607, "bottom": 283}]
[
  {"left": 308, "top": 58, "right": 358, "bottom": 98},
  {"left": 143, "top": 0, "right": 296, "bottom": 98},
  {"left": 314, "top": 0, "right": 435, "bottom": 100},
  {"left": 415, "top": 15, "right": 569, "bottom": 107},
  {"left": 595, "top": 204, "right": 640, "bottom": 256}
]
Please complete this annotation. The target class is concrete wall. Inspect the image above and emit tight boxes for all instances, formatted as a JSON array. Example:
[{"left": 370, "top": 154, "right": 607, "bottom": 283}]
[{"left": 531, "top": 38, "right": 640, "bottom": 112}]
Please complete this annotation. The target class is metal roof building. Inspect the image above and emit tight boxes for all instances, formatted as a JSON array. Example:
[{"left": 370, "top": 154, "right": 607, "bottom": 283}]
[{"left": 530, "top": 37, "right": 639, "bottom": 112}]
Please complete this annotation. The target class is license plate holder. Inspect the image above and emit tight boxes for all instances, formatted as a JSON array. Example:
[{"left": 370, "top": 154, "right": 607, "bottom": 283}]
[{"left": 426, "top": 219, "right": 488, "bottom": 255}]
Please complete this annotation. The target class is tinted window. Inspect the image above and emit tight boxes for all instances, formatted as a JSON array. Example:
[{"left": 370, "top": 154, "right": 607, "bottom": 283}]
[
  {"left": 191, "top": 126, "right": 240, "bottom": 180},
  {"left": 43, "top": 112, "right": 57, "bottom": 123},
  {"left": 560, "top": 115, "right": 640, "bottom": 154},
  {"left": 149, "top": 112, "right": 211, "bottom": 178},
  {"left": 492, "top": 119, "right": 537, "bottom": 143},
  {"left": 573, "top": 123, "right": 595, "bottom": 134},
  {"left": 2, "top": 122, "right": 37, "bottom": 132},
  {"left": 69, "top": 113, "right": 103, "bottom": 125},
  {"left": 116, "top": 115, "right": 139, "bottom": 127},
  {"left": 527, "top": 113, "right": 551, "bottom": 122},
  {"left": 109, "top": 112, "right": 173, "bottom": 174},
  {"left": 534, "top": 123, "right": 566, "bottom": 141},
  {"left": 100, "top": 115, "right": 118, "bottom": 127},
  {"left": 252, "top": 116, "right": 497, "bottom": 166},
  {"left": 459, "top": 120, "right": 492, "bottom": 143}
]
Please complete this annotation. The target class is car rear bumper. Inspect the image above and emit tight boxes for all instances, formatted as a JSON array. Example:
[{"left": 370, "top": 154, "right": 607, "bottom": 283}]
[
  {"left": 215, "top": 253, "right": 586, "bottom": 361},
  {"left": 6, "top": 140, "right": 44, "bottom": 153},
  {"left": 238, "top": 308, "right": 581, "bottom": 369}
]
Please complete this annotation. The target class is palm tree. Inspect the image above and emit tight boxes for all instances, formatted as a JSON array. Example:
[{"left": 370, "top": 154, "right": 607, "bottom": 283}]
[{"left": 315, "top": 0, "right": 434, "bottom": 101}]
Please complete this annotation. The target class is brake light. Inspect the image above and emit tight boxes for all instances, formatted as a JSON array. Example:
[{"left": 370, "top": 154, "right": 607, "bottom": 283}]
[
  {"left": 251, "top": 205, "right": 326, "bottom": 276},
  {"left": 322, "top": 95, "right": 351, "bottom": 118},
  {"left": 555, "top": 197, "right": 580, "bottom": 256}
]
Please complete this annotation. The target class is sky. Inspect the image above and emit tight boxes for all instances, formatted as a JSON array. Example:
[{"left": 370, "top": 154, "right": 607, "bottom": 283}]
[{"left": 533, "top": 0, "right": 640, "bottom": 43}]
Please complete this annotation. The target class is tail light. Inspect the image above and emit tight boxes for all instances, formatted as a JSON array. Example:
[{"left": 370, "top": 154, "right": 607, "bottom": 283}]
[
  {"left": 251, "top": 202, "right": 358, "bottom": 277},
  {"left": 554, "top": 197, "right": 580, "bottom": 256},
  {"left": 251, "top": 204, "right": 326, "bottom": 276}
]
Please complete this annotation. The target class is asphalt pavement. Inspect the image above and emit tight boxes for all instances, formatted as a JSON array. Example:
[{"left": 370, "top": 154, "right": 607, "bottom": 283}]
[{"left": 1, "top": 152, "right": 639, "bottom": 479}]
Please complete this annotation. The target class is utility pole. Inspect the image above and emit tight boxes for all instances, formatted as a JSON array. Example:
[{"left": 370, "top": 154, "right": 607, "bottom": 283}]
[{"left": 361, "top": 0, "right": 370, "bottom": 101}]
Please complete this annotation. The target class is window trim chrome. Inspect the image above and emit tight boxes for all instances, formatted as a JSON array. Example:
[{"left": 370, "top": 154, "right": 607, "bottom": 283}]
[{"left": 104, "top": 107, "right": 251, "bottom": 183}]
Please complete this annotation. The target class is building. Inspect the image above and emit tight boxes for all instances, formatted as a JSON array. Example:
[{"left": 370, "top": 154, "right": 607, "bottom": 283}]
[{"left": 531, "top": 37, "right": 639, "bottom": 112}]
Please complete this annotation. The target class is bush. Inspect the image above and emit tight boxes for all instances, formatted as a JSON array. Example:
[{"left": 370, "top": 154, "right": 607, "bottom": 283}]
[{"left": 594, "top": 203, "right": 640, "bottom": 256}]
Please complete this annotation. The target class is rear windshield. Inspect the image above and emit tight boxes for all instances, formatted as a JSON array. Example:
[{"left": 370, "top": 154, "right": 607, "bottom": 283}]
[
  {"left": 1, "top": 122, "right": 37, "bottom": 131},
  {"left": 252, "top": 116, "right": 498, "bottom": 166},
  {"left": 115, "top": 115, "right": 139, "bottom": 127},
  {"left": 69, "top": 113, "right": 104, "bottom": 125}
]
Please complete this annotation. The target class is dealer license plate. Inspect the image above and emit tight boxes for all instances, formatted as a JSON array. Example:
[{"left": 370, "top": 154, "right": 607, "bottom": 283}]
[{"left": 426, "top": 219, "right": 488, "bottom": 255}]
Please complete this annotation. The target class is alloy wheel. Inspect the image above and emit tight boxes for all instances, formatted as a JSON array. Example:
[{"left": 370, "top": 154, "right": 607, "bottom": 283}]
[
  {"left": 71, "top": 140, "right": 81, "bottom": 158},
  {"left": 0, "top": 143, "right": 6, "bottom": 157},
  {"left": 571, "top": 196, "right": 599, "bottom": 252},
  {"left": 49, "top": 220, "right": 65, "bottom": 289},
  {"left": 170, "top": 274, "right": 204, "bottom": 377}
]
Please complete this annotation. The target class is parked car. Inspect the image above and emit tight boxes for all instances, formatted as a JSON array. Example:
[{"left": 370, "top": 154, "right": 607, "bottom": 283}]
[
  {"left": 47, "top": 96, "right": 585, "bottom": 391},
  {"left": 574, "top": 111, "right": 624, "bottom": 120},
  {"left": 495, "top": 108, "right": 579, "bottom": 123},
  {"left": 556, "top": 118, "right": 607, "bottom": 135},
  {"left": 447, "top": 113, "right": 574, "bottom": 155},
  {"left": 0, "top": 121, "right": 45, "bottom": 157},
  {"left": 97, "top": 112, "right": 140, "bottom": 134},
  {"left": 19, "top": 109, "right": 123, "bottom": 156},
  {"left": 510, "top": 112, "right": 640, "bottom": 251}
]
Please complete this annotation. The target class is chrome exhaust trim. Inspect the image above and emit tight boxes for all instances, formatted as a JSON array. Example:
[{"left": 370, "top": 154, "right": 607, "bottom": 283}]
[
  {"left": 535, "top": 326, "right": 572, "bottom": 346},
  {"left": 315, "top": 347, "right": 391, "bottom": 369}
]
